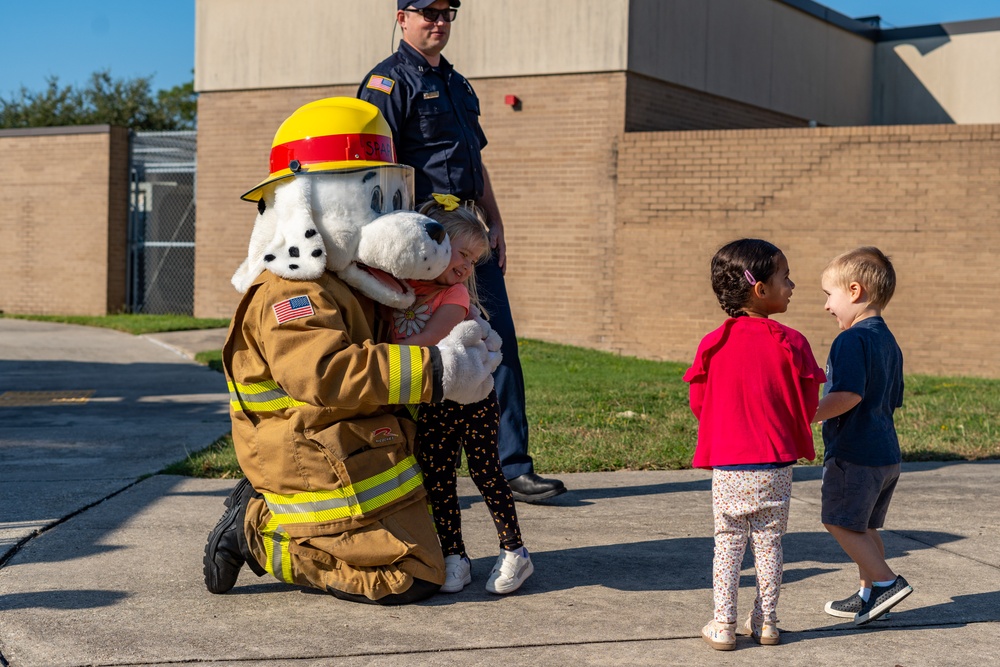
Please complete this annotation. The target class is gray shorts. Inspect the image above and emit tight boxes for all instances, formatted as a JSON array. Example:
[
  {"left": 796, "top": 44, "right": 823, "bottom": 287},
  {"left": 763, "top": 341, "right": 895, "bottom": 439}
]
[{"left": 821, "top": 457, "right": 900, "bottom": 532}]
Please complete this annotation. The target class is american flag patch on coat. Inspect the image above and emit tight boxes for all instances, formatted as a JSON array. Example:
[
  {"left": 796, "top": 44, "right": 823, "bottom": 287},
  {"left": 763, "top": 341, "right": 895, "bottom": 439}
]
[
  {"left": 366, "top": 74, "right": 395, "bottom": 94},
  {"left": 273, "top": 295, "right": 314, "bottom": 324}
]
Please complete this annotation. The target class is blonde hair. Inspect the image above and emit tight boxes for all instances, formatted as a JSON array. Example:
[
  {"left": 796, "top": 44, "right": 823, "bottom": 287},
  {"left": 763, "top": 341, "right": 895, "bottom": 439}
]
[
  {"left": 823, "top": 246, "right": 896, "bottom": 310},
  {"left": 417, "top": 198, "right": 491, "bottom": 316}
]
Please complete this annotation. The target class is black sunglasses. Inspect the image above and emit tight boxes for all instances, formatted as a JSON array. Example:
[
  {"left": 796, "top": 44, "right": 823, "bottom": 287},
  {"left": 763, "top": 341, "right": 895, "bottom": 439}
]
[{"left": 404, "top": 7, "right": 458, "bottom": 23}]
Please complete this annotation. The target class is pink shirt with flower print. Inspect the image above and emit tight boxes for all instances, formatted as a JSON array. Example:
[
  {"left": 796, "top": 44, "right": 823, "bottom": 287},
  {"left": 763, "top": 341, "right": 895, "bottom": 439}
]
[{"left": 389, "top": 281, "right": 470, "bottom": 343}]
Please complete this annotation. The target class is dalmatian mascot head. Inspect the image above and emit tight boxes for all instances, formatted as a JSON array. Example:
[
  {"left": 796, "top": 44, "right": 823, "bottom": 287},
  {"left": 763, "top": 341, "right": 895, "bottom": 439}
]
[
  {"left": 232, "top": 97, "right": 451, "bottom": 310},
  {"left": 232, "top": 97, "right": 500, "bottom": 405}
]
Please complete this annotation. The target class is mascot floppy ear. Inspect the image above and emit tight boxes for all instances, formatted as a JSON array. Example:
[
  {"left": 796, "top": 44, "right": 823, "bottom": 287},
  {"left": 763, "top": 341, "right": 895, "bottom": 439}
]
[
  {"left": 309, "top": 174, "right": 367, "bottom": 273},
  {"left": 231, "top": 199, "right": 276, "bottom": 293},
  {"left": 231, "top": 178, "right": 327, "bottom": 293}
]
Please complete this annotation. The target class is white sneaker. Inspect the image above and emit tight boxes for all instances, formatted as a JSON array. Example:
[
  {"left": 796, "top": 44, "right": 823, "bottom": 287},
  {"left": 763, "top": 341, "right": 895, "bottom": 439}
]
[
  {"left": 485, "top": 547, "right": 534, "bottom": 594},
  {"left": 440, "top": 554, "right": 471, "bottom": 593},
  {"left": 702, "top": 620, "right": 736, "bottom": 651}
]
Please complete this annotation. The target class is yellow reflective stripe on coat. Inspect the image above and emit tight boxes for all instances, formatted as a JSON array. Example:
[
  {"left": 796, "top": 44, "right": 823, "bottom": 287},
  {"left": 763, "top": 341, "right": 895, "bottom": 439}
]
[
  {"left": 387, "top": 345, "right": 422, "bottom": 404},
  {"left": 262, "top": 516, "right": 294, "bottom": 584},
  {"left": 228, "top": 379, "right": 308, "bottom": 413},
  {"left": 262, "top": 456, "right": 423, "bottom": 525}
]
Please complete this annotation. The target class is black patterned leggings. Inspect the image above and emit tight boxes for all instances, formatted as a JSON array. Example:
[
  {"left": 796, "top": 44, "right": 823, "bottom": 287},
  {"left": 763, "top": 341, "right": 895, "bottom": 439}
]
[{"left": 415, "top": 390, "right": 524, "bottom": 556}]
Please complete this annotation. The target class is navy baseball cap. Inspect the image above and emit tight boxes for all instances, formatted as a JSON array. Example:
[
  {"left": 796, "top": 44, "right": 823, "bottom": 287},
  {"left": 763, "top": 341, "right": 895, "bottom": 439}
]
[{"left": 398, "top": 0, "right": 460, "bottom": 9}]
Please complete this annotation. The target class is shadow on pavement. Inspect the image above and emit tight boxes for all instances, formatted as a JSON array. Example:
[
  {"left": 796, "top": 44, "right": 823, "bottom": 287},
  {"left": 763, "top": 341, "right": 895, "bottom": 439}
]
[
  {"left": 439, "top": 530, "right": 965, "bottom": 597},
  {"left": 0, "top": 356, "right": 229, "bottom": 570},
  {"left": 457, "top": 478, "right": 713, "bottom": 509},
  {"left": 0, "top": 589, "right": 129, "bottom": 611}
]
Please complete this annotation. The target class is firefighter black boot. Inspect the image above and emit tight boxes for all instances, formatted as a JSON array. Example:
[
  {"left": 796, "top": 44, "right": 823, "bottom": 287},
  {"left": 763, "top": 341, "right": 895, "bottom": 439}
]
[{"left": 204, "top": 477, "right": 256, "bottom": 594}]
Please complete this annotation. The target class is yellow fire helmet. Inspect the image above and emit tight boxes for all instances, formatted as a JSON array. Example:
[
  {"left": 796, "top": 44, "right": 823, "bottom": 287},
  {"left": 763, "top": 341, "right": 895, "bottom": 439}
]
[{"left": 241, "top": 97, "right": 408, "bottom": 202}]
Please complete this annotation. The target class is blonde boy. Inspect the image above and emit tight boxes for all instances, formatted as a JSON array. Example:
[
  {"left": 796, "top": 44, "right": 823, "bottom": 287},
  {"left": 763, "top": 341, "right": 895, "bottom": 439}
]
[{"left": 814, "top": 247, "right": 912, "bottom": 625}]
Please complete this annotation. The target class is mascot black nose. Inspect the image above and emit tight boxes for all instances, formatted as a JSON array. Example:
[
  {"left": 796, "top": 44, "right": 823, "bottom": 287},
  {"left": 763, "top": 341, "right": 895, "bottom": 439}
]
[{"left": 425, "top": 221, "right": 447, "bottom": 244}]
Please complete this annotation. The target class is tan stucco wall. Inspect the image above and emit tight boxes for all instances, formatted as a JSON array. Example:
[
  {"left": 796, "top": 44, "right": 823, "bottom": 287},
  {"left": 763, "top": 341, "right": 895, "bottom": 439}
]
[
  {"left": 875, "top": 23, "right": 1000, "bottom": 124},
  {"left": 196, "top": 1, "right": 388, "bottom": 92},
  {"left": 0, "top": 126, "right": 129, "bottom": 316},
  {"left": 196, "top": 0, "right": 871, "bottom": 125},
  {"left": 194, "top": 0, "right": 630, "bottom": 92}
]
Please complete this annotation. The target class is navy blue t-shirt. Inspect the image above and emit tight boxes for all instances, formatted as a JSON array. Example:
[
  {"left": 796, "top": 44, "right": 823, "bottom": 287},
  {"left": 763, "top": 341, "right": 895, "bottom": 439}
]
[{"left": 822, "top": 316, "right": 904, "bottom": 465}]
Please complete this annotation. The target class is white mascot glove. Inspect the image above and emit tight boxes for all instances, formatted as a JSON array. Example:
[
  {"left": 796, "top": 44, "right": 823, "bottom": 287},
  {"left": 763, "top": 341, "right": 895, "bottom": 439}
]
[
  {"left": 436, "top": 318, "right": 503, "bottom": 405},
  {"left": 469, "top": 304, "right": 503, "bottom": 359}
]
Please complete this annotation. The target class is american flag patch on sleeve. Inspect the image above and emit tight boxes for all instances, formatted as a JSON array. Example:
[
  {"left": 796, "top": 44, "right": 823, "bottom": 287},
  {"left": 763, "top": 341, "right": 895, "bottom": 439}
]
[
  {"left": 366, "top": 74, "right": 395, "bottom": 94},
  {"left": 273, "top": 295, "right": 314, "bottom": 324}
]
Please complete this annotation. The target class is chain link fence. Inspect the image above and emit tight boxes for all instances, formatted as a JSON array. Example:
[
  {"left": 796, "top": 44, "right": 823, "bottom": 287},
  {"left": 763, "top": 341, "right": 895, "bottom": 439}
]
[{"left": 127, "top": 130, "right": 197, "bottom": 314}]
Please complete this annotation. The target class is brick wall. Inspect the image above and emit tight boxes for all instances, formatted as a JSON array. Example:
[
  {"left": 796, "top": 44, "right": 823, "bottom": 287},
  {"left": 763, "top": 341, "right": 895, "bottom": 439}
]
[
  {"left": 0, "top": 126, "right": 128, "bottom": 316},
  {"left": 464, "top": 73, "right": 625, "bottom": 348},
  {"left": 194, "top": 73, "right": 627, "bottom": 338},
  {"left": 613, "top": 124, "right": 1000, "bottom": 378},
  {"left": 194, "top": 80, "right": 1000, "bottom": 378}
]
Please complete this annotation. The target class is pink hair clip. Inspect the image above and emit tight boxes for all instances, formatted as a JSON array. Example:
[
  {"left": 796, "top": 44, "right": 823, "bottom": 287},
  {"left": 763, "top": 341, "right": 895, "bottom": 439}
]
[{"left": 743, "top": 269, "right": 757, "bottom": 285}]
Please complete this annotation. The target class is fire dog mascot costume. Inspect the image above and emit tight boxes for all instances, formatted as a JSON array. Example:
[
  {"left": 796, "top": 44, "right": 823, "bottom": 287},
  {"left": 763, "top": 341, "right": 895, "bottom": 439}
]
[{"left": 203, "top": 97, "right": 502, "bottom": 605}]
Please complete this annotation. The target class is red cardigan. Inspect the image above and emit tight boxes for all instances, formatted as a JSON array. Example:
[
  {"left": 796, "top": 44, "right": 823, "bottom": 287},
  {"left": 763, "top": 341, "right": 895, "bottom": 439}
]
[{"left": 683, "top": 317, "right": 825, "bottom": 469}]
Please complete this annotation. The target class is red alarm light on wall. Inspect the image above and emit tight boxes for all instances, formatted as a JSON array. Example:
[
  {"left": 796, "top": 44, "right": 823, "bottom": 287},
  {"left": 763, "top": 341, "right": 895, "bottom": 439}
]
[{"left": 504, "top": 94, "right": 522, "bottom": 110}]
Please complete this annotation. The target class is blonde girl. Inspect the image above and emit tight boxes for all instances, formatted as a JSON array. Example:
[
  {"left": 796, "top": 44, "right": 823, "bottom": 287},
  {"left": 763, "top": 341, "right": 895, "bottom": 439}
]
[{"left": 390, "top": 194, "right": 533, "bottom": 595}]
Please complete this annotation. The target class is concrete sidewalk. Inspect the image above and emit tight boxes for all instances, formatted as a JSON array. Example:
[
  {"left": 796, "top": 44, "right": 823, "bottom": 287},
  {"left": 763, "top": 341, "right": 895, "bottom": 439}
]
[
  {"left": 139, "top": 327, "right": 229, "bottom": 361},
  {"left": 1, "top": 320, "right": 997, "bottom": 666}
]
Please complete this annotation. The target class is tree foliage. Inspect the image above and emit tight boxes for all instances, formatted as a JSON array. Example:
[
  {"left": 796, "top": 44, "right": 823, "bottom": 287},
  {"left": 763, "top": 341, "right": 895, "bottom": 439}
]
[{"left": 0, "top": 70, "right": 196, "bottom": 131}]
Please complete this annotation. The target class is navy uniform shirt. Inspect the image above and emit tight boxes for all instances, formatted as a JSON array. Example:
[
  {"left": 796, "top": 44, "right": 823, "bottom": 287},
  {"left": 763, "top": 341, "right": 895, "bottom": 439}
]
[{"left": 358, "top": 40, "right": 488, "bottom": 204}]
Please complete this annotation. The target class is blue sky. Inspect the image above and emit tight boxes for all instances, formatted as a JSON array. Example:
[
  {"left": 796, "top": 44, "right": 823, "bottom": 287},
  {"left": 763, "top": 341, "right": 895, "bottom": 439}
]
[
  {"left": 0, "top": 1, "right": 997, "bottom": 98},
  {"left": 823, "top": 0, "right": 999, "bottom": 28},
  {"left": 0, "top": 1, "right": 194, "bottom": 97}
]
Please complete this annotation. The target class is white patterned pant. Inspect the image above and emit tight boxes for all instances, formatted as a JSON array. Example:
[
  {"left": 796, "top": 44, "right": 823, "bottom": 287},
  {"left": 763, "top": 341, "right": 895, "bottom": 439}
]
[{"left": 711, "top": 467, "right": 792, "bottom": 624}]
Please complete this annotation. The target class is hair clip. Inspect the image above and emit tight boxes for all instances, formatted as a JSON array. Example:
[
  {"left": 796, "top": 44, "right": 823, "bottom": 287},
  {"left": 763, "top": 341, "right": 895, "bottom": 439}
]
[
  {"left": 743, "top": 269, "right": 757, "bottom": 286},
  {"left": 431, "top": 193, "right": 460, "bottom": 212}
]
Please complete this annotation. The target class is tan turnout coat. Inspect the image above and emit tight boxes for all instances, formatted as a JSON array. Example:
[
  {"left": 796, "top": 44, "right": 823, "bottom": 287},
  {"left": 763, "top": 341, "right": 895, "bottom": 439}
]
[{"left": 223, "top": 270, "right": 446, "bottom": 599}]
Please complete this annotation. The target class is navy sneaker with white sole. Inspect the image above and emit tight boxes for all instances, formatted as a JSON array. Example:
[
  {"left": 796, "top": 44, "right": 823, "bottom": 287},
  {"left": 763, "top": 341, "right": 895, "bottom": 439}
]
[{"left": 855, "top": 575, "right": 912, "bottom": 625}]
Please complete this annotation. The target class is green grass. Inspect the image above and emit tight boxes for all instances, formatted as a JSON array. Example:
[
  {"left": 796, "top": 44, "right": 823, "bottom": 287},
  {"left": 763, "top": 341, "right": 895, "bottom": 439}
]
[
  {"left": 9, "top": 312, "right": 996, "bottom": 476},
  {"left": 161, "top": 434, "right": 241, "bottom": 478},
  {"left": 1, "top": 312, "right": 230, "bottom": 335},
  {"left": 894, "top": 375, "right": 1000, "bottom": 461},
  {"left": 195, "top": 349, "right": 224, "bottom": 374},
  {"left": 518, "top": 339, "right": 698, "bottom": 472},
  {"left": 166, "top": 339, "right": 1000, "bottom": 479}
]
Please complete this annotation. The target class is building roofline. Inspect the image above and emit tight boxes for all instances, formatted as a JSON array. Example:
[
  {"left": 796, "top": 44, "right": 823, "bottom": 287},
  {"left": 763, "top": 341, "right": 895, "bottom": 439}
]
[
  {"left": 880, "top": 17, "right": 1000, "bottom": 40},
  {"left": 777, "top": 0, "right": 879, "bottom": 38},
  {"left": 777, "top": 0, "right": 1000, "bottom": 41},
  {"left": 0, "top": 124, "right": 112, "bottom": 138}
]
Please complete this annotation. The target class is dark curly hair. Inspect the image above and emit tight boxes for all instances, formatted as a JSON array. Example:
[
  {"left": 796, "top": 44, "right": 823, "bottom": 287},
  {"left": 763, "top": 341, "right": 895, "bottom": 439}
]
[{"left": 710, "top": 238, "right": 783, "bottom": 318}]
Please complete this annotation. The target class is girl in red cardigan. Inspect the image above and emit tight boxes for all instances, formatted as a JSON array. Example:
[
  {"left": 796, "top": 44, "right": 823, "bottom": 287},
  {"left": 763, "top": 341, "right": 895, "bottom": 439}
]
[{"left": 684, "top": 239, "right": 825, "bottom": 651}]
